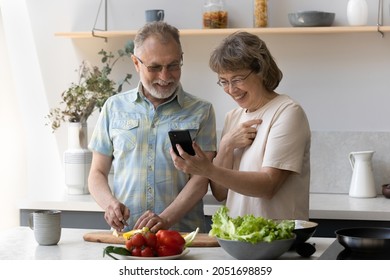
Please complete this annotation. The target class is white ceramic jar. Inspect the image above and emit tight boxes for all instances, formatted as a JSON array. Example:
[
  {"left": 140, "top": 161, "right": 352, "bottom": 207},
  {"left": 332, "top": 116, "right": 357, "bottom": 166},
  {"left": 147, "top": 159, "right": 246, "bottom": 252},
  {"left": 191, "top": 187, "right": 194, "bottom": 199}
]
[
  {"left": 347, "top": 0, "right": 368, "bottom": 26},
  {"left": 63, "top": 122, "right": 92, "bottom": 195}
]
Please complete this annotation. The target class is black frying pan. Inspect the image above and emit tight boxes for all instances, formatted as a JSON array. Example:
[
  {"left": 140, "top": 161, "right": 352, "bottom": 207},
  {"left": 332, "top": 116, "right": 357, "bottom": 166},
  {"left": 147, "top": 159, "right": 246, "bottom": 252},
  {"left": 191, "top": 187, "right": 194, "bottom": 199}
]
[{"left": 335, "top": 227, "right": 390, "bottom": 253}]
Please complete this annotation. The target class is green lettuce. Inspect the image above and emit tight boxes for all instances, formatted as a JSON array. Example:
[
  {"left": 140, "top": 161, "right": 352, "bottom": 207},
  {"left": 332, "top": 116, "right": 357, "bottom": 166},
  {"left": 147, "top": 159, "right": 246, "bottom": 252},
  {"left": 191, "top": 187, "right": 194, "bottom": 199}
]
[{"left": 209, "top": 206, "right": 295, "bottom": 244}]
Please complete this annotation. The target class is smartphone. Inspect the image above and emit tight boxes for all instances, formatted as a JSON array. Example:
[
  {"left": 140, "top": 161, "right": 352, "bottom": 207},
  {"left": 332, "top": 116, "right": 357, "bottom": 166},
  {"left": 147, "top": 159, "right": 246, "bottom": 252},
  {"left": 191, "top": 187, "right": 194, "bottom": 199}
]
[{"left": 168, "top": 130, "right": 195, "bottom": 156}]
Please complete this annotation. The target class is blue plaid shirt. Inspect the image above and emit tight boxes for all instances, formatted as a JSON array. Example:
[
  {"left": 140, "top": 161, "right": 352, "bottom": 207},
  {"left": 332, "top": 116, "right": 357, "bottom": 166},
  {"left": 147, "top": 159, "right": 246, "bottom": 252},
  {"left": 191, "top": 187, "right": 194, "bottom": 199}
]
[{"left": 89, "top": 83, "right": 217, "bottom": 232}]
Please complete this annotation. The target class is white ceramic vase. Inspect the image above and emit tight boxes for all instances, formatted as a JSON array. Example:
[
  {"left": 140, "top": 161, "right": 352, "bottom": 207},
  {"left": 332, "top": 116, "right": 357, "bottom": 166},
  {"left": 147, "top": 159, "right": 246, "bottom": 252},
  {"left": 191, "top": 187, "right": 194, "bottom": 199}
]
[
  {"left": 63, "top": 122, "right": 92, "bottom": 195},
  {"left": 347, "top": 0, "right": 368, "bottom": 26}
]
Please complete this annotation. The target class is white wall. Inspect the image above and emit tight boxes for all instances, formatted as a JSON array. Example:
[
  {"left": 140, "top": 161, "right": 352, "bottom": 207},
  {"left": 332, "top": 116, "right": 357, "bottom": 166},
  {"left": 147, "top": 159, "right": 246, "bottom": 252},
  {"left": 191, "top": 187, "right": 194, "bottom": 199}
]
[
  {"left": 0, "top": 5, "right": 27, "bottom": 230},
  {"left": 1, "top": 0, "right": 390, "bottom": 229}
]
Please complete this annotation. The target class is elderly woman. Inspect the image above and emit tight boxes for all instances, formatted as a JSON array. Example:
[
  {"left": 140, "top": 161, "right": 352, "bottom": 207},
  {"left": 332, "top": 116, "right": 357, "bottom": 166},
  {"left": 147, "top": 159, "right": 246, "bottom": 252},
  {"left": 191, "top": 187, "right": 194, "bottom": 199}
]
[{"left": 170, "top": 31, "right": 311, "bottom": 220}]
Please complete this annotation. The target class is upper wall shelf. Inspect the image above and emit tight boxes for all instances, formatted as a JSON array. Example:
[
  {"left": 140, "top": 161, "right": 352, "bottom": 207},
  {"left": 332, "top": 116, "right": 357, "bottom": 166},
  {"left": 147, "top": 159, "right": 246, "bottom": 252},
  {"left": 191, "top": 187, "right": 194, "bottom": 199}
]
[{"left": 55, "top": 26, "right": 390, "bottom": 39}]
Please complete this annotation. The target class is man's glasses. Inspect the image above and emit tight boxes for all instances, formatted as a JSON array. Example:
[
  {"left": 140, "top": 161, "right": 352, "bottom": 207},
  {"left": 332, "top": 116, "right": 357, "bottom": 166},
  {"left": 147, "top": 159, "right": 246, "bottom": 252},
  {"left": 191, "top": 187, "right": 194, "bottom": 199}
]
[
  {"left": 217, "top": 70, "right": 254, "bottom": 89},
  {"left": 134, "top": 55, "right": 183, "bottom": 73}
]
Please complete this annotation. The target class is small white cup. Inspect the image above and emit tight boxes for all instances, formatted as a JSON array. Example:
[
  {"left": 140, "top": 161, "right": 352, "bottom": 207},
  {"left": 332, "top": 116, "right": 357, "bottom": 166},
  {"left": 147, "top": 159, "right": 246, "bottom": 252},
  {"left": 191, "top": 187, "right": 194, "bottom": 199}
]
[
  {"left": 29, "top": 210, "right": 61, "bottom": 246},
  {"left": 145, "top": 9, "right": 164, "bottom": 22}
]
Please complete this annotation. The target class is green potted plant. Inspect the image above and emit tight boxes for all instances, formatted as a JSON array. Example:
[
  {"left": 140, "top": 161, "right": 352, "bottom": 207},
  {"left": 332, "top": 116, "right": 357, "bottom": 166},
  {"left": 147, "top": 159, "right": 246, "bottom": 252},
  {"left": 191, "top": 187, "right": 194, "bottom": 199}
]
[
  {"left": 46, "top": 40, "right": 134, "bottom": 131},
  {"left": 46, "top": 40, "right": 134, "bottom": 195}
]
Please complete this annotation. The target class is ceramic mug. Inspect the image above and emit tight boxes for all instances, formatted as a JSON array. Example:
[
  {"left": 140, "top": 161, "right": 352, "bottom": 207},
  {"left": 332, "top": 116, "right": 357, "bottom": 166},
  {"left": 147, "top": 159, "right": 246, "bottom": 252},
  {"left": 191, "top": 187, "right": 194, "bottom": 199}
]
[
  {"left": 29, "top": 210, "right": 61, "bottom": 245},
  {"left": 145, "top": 9, "right": 164, "bottom": 22}
]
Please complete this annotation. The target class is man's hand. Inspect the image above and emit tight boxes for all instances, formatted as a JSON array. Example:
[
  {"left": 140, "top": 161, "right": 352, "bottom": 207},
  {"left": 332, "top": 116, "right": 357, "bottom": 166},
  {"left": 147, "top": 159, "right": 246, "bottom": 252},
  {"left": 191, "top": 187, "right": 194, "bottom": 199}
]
[
  {"left": 104, "top": 199, "right": 130, "bottom": 232},
  {"left": 134, "top": 210, "right": 168, "bottom": 232}
]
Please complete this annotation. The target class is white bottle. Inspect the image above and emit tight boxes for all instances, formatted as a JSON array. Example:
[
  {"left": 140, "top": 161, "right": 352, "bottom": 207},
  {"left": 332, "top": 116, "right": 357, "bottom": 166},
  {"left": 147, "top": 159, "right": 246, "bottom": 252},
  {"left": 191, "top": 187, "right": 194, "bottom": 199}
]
[{"left": 347, "top": 0, "right": 368, "bottom": 26}]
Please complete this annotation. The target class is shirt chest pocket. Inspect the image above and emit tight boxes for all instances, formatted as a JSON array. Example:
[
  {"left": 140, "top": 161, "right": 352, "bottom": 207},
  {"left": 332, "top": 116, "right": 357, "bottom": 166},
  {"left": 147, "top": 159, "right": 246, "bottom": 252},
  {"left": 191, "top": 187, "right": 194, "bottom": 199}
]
[
  {"left": 111, "top": 119, "right": 139, "bottom": 152},
  {"left": 165, "top": 122, "right": 200, "bottom": 151}
]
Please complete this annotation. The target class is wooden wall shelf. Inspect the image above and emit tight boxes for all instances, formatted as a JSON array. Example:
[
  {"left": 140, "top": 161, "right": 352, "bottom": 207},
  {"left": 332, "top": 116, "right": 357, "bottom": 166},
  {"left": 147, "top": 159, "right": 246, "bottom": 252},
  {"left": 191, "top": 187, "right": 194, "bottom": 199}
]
[{"left": 55, "top": 26, "right": 390, "bottom": 39}]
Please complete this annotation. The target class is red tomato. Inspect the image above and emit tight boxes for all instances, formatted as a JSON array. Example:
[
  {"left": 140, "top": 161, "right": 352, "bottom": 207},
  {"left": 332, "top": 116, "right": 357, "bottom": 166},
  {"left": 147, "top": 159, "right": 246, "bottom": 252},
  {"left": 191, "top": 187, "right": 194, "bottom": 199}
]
[
  {"left": 144, "top": 231, "right": 157, "bottom": 248},
  {"left": 130, "top": 233, "right": 146, "bottom": 247},
  {"left": 141, "top": 246, "right": 155, "bottom": 257},
  {"left": 156, "top": 230, "right": 185, "bottom": 253},
  {"left": 125, "top": 239, "right": 133, "bottom": 251},
  {"left": 157, "top": 245, "right": 181, "bottom": 257},
  {"left": 131, "top": 246, "right": 141, "bottom": 257}
]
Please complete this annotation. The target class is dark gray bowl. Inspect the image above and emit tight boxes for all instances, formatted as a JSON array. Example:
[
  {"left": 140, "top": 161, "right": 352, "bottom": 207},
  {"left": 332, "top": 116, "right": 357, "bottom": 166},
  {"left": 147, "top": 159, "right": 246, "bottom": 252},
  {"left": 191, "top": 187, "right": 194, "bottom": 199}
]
[
  {"left": 293, "top": 220, "right": 318, "bottom": 245},
  {"left": 288, "top": 11, "right": 335, "bottom": 27},
  {"left": 216, "top": 235, "right": 295, "bottom": 260}
]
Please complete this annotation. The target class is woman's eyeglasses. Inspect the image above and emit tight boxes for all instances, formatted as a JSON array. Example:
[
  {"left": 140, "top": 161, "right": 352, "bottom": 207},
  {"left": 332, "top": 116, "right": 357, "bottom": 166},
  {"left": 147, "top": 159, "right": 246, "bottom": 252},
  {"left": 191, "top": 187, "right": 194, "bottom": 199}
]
[
  {"left": 134, "top": 55, "right": 183, "bottom": 73},
  {"left": 217, "top": 70, "right": 254, "bottom": 89}
]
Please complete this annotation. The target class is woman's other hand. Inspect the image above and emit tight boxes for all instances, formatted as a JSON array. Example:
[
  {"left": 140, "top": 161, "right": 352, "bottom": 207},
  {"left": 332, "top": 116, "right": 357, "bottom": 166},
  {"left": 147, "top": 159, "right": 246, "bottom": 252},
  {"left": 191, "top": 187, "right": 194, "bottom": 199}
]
[{"left": 221, "top": 119, "right": 262, "bottom": 150}]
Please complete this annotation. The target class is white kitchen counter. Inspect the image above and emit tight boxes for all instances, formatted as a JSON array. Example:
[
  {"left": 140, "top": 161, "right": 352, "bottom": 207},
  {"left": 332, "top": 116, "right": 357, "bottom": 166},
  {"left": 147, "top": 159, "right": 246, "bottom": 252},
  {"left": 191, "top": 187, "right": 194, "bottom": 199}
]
[
  {"left": 19, "top": 193, "right": 390, "bottom": 221},
  {"left": 0, "top": 227, "right": 333, "bottom": 260},
  {"left": 310, "top": 193, "right": 390, "bottom": 220}
]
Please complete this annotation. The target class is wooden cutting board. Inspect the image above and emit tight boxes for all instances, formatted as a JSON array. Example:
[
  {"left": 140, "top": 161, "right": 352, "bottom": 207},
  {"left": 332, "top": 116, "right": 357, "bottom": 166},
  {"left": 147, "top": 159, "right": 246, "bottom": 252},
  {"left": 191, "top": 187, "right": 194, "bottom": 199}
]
[{"left": 83, "top": 230, "right": 219, "bottom": 247}]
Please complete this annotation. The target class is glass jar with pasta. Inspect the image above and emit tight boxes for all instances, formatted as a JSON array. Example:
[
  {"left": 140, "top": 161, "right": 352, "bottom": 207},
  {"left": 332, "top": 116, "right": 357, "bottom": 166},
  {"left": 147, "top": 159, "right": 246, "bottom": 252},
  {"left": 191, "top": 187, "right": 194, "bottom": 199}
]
[
  {"left": 253, "top": 0, "right": 268, "bottom": 27},
  {"left": 203, "top": 0, "right": 228, "bottom": 29}
]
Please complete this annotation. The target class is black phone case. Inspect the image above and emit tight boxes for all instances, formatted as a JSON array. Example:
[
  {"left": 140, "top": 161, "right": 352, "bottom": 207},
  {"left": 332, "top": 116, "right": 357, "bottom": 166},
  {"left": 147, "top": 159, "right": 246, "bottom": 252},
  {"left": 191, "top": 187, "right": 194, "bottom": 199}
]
[{"left": 168, "top": 130, "right": 195, "bottom": 156}]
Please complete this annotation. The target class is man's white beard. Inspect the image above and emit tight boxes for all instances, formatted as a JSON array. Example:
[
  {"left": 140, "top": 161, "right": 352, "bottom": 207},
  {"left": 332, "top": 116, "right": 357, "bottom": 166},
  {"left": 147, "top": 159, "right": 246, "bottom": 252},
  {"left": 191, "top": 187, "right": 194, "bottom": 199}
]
[{"left": 146, "top": 79, "right": 177, "bottom": 99}]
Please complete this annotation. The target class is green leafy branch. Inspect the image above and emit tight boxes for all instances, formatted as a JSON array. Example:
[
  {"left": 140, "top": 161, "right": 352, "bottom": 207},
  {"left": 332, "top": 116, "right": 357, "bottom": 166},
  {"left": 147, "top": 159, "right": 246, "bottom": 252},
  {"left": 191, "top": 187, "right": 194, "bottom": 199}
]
[{"left": 46, "top": 40, "right": 134, "bottom": 132}]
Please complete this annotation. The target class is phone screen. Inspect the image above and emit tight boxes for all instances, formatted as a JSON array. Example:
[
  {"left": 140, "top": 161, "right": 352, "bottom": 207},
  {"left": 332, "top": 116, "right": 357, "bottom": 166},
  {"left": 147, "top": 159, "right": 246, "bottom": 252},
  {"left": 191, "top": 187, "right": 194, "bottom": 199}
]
[{"left": 168, "top": 130, "right": 195, "bottom": 156}]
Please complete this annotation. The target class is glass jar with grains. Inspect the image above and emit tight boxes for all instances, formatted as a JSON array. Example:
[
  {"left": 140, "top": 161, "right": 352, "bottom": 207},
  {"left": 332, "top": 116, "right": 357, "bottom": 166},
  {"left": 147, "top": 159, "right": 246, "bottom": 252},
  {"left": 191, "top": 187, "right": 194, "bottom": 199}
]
[
  {"left": 253, "top": 0, "right": 268, "bottom": 27},
  {"left": 203, "top": 0, "right": 228, "bottom": 28}
]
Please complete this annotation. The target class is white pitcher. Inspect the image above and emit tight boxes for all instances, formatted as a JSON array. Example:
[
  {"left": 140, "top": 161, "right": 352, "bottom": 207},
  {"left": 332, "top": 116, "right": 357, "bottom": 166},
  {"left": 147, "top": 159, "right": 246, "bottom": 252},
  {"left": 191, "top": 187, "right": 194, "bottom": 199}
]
[{"left": 348, "top": 151, "right": 377, "bottom": 198}]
